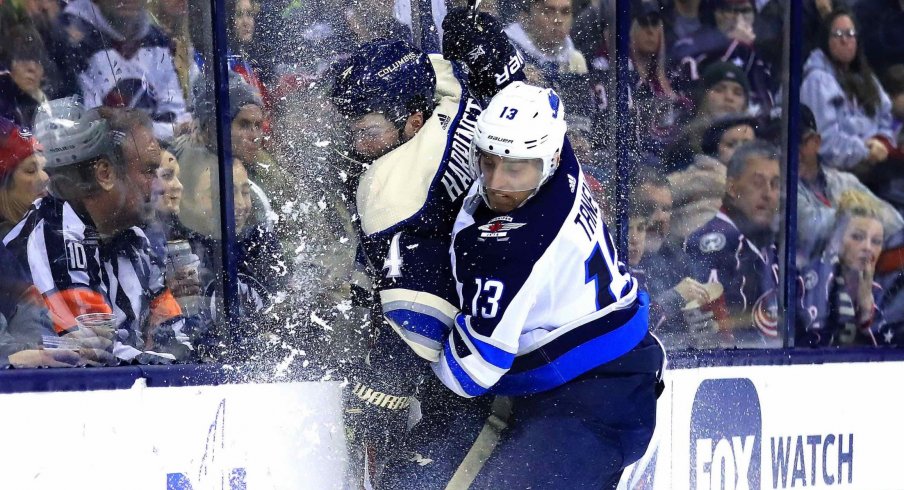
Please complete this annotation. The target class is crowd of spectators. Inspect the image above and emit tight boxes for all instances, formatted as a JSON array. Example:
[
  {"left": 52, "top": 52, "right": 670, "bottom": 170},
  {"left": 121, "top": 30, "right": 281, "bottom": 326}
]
[{"left": 0, "top": 0, "right": 902, "bottom": 370}]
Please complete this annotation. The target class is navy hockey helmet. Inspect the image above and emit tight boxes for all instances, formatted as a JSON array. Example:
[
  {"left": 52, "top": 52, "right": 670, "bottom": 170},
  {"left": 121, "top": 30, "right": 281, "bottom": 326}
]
[{"left": 330, "top": 38, "right": 437, "bottom": 126}]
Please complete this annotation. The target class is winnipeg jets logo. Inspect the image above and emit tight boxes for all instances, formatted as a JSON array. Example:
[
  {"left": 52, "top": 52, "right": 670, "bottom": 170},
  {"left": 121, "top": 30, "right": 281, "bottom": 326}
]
[
  {"left": 568, "top": 174, "right": 577, "bottom": 193},
  {"left": 478, "top": 217, "right": 525, "bottom": 240}
]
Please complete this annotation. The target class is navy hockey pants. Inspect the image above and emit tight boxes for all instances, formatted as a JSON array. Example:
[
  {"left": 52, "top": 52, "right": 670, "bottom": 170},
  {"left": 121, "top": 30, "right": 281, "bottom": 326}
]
[{"left": 382, "top": 334, "right": 663, "bottom": 489}]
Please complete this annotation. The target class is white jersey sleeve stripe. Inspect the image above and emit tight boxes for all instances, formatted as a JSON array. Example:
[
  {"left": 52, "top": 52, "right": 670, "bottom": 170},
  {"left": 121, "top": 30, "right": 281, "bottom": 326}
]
[
  {"left": 385, "top": 315, "right": 444, "bottom": 362},
  {"left": 452, "top": 322, "right": 509, "bottom": 381},
  {"left": 380, "top": 288, "right": 458, "bottom": 326},
  {"left": 432, "top": 335, "right": 491, "bottom": 398}
]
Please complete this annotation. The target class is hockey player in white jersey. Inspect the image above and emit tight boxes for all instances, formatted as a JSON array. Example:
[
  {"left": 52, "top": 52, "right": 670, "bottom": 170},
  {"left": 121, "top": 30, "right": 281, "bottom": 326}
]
[{"left": 425, "top": 82, "right": 666, "bottom": 488}]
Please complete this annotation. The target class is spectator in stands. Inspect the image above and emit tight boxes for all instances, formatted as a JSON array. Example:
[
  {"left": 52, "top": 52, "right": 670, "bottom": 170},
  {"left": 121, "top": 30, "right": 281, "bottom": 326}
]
[
  {"left": 628, "top": 202, "right": 650, "bottom": 269},
  {"left": 853, "top": 0, "right": 904, "bottom": 77},
  {"left": 570, "top": 0, "right": 606, "bottom": 69},
  {"left": 176, "top": 152, "right": 285, "bottom": 359},
  {"left": 505, "top": 0, "right": 588, "bottom": 84},
  {"left": 144, "top": 148, "right": 185, "bottom": 256},
  {"left": 668, "top": 0, "right": 774, "bottom": 115},
  {"left": 150, "top": 0, "right": 197, "bottom": 101},
  {"left": 664, "top": 0, "right": 703, "bottom": 48},
  {"left": 154, "top": 150, "right": 183, "bottom": 222},
  {"left": 696, "top": 61, "right": 750, "bottom": 119},
  {"left": 685, "top": 140, "right": 781, "bottom": 348},
  {"left": 328, "top": 0, "right": 411, "bottom": 59},
  {"left": 637, "top": 167, "right": 680, "bottom": 287},
  {"left": 15, "top": 0, "right": 62, "bottom": 53},
  {"left": 58, "top": 0, "right": 191, "bottom": 141},
  {"left": 0, "top": 119, "right": 46, "bottom": 237},
  {"left": 225, "top": 0, "right": 271, "bottom": 113},
  {"left": 754, "top": 0, "right": 837, "bottom": 71},
  {"left": 176, "top": 73, "right": 279, "bottom": 224},
  {"left": 798, "top": 191, "right": 896, "bottom": 347},
  {"left": 4, "top": 0, "right": 69, "bottom": 98},
  {"left": 269, "top": 86, "right": 371, "bottom": 367},
  {"left": 0, "top": 27, "right": 51, "bottom": 129},
  {"left": 631, "top": 168, "right": 712, "bottom": 340},
  {"left": 668, "top": 114, "right": 756, "bottom": 247},
  {"left": 863, "top": 65, "right": 904, "bottom": 214},
  {"left": 4, "top": 100, "right": 192, "bottom": 363},
  {"left": 629, "top": 0, "right": 688, "bottom": 144},
  {"left": 229, "top": 0, "right": 259, "bottom": 62},
  {"left": 797, "top": 104, "right": 903, "bottom": 266},
  {"left": 800, "top": 9, "right": 896, "bottom": 173},
  {"left": 571, "top": 0, "right": 703, "bottom": 66},
  {"left": 663, "top": 62, "right": 751, "bottom": 171},
  {"left": 556, "top": 74, "right": 603, "bottom": 166}
]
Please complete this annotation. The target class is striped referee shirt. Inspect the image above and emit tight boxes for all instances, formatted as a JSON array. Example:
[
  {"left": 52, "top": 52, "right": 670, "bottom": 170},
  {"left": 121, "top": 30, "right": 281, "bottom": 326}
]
[{"left": 3, "top": 196, "right": 192, "bottom": 361}]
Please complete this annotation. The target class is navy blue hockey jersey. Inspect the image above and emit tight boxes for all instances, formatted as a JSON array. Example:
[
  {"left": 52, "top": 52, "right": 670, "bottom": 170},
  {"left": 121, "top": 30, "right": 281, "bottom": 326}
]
[
  {"left": 685, "top": 211, "right": 780, "bottom": 347},
  {"left": 355, "top": 56, "right": 481, "bottom": 362}
]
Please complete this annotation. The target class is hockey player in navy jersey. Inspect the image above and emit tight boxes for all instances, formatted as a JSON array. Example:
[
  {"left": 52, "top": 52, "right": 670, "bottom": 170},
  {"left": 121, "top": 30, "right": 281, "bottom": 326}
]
[
  {"left": 328, "top": 9, "right": 527, "bottom": 485},
  {"left": 409, "top": 81, "right": 665, "bottom": 489}
]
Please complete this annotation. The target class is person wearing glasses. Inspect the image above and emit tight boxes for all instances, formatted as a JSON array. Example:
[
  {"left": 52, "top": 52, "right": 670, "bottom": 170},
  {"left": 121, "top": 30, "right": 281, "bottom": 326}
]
[{"left": 801, "top": 9, "right": 898, "bottom": 174}]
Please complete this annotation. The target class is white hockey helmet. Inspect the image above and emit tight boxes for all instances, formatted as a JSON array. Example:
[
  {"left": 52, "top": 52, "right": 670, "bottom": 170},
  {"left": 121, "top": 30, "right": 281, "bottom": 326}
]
[
  {"left": 32, "top": 97, "right": 120, "bottom": 200},
  {"left": 33, "top": 96, "right": 115, "bottom": 170},
  {"left": 470, "top": 82, "right": 567, "bottom": 209}
]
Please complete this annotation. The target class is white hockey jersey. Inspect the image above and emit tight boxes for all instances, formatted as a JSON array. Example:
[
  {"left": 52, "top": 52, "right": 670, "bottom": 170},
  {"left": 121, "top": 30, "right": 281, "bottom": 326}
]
[
  {"left": 356, "top": 55, "right": 481, "bottom": 363},
  {"left": 432, "top": 140, "right": 651, "bottom": 397}
]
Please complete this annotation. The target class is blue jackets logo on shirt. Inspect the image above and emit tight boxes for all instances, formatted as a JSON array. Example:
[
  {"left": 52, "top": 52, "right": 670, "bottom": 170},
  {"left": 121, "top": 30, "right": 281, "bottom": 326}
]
[
  {"left": 691, "top": 378, "right": 762, "bottom": 490},
  {"left": 699, "top": 232, "right": 727, "bottom": 253}
]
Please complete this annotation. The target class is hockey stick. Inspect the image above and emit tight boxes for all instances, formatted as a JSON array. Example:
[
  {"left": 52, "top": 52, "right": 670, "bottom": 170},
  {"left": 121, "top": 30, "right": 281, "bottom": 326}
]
[{"left": 443, "top": 396, "right": 512, "bottom": 490}]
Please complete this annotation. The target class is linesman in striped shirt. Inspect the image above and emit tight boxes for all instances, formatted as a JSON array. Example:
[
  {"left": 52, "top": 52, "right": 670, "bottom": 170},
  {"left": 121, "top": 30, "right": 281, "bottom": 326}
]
[{"left": 3, "top": 98, "right": 193, "bottom": 363}]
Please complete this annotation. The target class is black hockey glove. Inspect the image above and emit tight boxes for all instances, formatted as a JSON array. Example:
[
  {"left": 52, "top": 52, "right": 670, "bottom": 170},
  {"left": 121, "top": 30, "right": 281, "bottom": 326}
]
[
  {"left": 344, "top": 378, "right": 413, "bottom": 485},
  {"left": 442, "top": 7, "right": 525, "bottom": 101}
]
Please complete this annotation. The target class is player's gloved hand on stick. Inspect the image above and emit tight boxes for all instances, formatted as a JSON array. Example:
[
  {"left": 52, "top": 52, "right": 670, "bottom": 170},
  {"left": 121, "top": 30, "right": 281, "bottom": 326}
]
[{"left": 442, "top": 7, "right": 525, "bottom": 100}]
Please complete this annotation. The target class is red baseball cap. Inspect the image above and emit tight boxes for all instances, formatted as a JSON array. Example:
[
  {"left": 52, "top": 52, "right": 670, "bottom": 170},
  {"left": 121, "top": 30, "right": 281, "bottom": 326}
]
[{"left": 0, "top": 120, "right": 42, "bottom": 180}]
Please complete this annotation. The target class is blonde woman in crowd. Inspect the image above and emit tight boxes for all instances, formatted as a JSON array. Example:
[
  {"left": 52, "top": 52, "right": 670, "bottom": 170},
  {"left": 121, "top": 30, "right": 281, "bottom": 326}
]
[{"left": 798, "top": 191, "right": 897, "bottom": 346}]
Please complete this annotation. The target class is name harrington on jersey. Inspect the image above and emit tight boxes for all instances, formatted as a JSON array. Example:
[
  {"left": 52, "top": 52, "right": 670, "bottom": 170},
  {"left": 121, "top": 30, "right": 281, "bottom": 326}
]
[{"left": 440, "top": 98, "right": 482, "bottom": 201}]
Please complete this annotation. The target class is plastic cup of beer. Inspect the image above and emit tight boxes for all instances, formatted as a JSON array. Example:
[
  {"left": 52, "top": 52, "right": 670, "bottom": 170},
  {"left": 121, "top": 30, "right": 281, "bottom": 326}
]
[{"left": 75, "top": 312, "right": 116, "bottom": 340}]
